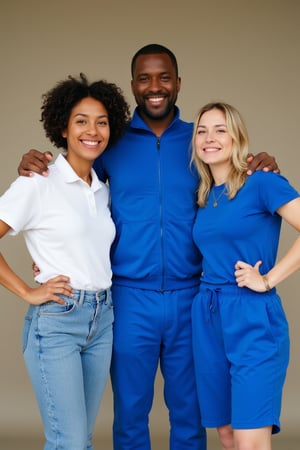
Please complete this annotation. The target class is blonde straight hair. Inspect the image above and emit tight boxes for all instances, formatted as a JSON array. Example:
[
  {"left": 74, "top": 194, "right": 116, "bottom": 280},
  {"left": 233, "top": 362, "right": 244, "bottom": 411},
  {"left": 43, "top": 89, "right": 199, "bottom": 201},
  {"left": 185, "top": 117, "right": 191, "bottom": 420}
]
[{"left": 191, "top": 102, "right": 249, "bottom": 207}]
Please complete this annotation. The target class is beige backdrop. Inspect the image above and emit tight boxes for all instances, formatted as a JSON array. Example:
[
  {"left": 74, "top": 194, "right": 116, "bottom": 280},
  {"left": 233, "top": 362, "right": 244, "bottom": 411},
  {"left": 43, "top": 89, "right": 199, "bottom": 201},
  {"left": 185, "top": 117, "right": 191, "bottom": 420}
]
[{"left": 0, "top": 0, "right": 299, "bottom": 444}]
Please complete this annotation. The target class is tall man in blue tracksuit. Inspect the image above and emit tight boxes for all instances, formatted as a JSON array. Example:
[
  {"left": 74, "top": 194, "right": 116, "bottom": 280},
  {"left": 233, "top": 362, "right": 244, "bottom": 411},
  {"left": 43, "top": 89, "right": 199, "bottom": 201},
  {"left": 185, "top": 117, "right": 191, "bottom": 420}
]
[
  {"left": 94, "top": 45, "right": 206, "bottom": 450},
  {"left": 18, "top": 44, "right": 278, "bottom": 450}
]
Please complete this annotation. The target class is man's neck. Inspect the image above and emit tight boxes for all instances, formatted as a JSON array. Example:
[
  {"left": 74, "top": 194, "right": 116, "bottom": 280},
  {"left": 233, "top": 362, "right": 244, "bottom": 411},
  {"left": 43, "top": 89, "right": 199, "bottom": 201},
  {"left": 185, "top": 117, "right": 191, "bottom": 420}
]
[{"left": 138, "top": 108, "right": 176, "bottom": 138}]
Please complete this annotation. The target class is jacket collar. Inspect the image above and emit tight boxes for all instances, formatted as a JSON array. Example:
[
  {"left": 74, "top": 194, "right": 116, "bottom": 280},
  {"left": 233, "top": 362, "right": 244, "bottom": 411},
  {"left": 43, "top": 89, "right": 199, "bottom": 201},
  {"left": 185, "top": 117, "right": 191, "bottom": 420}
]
[{"left": 130, "top": 106, "right": 181, "bottom": 133}]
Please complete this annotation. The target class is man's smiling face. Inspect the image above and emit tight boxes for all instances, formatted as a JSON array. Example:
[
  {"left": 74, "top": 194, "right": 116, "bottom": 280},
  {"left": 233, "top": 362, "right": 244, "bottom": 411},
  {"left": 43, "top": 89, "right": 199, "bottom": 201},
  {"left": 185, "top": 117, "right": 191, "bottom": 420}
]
[{"left": 131, "top": 53, "right": 181, "bottom": 122}]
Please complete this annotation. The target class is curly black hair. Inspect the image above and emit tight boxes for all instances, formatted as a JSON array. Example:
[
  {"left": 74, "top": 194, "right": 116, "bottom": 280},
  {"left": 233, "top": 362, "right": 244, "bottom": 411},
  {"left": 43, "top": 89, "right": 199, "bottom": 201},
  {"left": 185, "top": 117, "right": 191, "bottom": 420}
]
[{"left": 41, "top": 73, "right": 131, "bottom": 150}]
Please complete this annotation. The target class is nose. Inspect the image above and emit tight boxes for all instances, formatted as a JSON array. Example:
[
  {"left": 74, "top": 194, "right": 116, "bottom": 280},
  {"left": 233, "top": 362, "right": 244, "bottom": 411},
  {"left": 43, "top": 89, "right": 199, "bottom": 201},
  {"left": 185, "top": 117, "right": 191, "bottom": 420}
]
[
  {"left": 206, "top": 130, "right": 215, "bottom": 142},
  {"left": 148, "top": 76, "right": 161, "bottom": 91},
  {"left": 87, "top": 122, "right": 97, "bottom": 135}
]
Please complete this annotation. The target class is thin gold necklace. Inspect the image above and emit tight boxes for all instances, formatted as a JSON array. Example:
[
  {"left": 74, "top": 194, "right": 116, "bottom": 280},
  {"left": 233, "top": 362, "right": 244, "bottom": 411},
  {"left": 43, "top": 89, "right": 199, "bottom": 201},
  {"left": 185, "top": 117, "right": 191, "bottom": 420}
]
[{"left": 212, "top": 186, "right": 227, "bottom": 207}]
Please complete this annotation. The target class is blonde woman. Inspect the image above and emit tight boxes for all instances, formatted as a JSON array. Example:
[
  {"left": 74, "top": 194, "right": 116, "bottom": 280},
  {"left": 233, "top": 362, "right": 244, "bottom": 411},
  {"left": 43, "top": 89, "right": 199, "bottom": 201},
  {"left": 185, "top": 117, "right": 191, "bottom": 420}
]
[{"left": 191, "top": 102, "right": 300, "bottom": 450}]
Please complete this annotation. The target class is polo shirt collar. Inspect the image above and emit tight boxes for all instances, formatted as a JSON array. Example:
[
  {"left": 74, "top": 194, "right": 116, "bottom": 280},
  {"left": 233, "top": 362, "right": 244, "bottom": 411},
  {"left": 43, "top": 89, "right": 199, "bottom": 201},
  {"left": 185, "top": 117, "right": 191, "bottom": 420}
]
[{"left": 54, "top": 153, "right": 102, "bottom": 192}]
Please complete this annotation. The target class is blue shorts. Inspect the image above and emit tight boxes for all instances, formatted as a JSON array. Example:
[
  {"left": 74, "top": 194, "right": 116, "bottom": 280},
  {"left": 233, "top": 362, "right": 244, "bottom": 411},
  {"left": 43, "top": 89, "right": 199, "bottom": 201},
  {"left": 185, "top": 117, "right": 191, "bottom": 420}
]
[{"left": 192, "top": 283, "right": 289, "bottom": 433}]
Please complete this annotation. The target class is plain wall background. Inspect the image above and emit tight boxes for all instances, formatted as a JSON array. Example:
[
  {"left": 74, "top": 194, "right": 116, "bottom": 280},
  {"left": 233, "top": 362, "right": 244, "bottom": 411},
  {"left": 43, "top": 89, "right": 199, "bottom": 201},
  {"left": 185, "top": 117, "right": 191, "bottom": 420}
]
[{"left": 0, "top": 0, "right": 299, "bottom": 442}]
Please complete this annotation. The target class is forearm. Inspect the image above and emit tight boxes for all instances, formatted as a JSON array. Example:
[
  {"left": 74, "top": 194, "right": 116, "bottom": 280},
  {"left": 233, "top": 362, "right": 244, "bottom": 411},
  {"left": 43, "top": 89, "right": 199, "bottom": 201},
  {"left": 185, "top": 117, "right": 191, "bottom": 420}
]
[
  {"left": 0, "top": 252, "right": 31, "bottom": 300},
  {"left": 266, "top": 236, "right": 300, "bottom": 288},
  {"left": 0, "top": 252, "right": 72, "bottom": 305}
]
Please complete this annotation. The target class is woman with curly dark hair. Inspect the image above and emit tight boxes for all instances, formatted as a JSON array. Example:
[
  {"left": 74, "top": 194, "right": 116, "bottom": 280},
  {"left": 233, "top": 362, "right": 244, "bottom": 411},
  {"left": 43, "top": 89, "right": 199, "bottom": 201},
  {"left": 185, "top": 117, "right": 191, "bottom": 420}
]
[{"left": 0, "top": 73, "right": 130, "bottom": 449}]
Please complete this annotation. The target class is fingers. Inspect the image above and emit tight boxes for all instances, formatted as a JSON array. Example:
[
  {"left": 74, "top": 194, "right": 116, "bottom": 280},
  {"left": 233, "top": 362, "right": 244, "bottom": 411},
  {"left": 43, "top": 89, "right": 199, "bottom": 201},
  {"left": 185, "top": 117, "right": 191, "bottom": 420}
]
[
  {"left": 234, "top": 260, "right": 266, "bottom": 292},
  {"left": 18, "top": 149, "right": 52, "bottom": 177},
  {"left": 32, "top": 261, "right": 40, "bottom": 277},
  {"left": 24, "top": 275, "right": 73, "bottom": 305},
  {"left": 260, "top": 165, "right": 276, "bottom": 173},
  {"left": 254, "top": 260, "right": 262, "bottom": 270},
  {"left": 235, "top": 269, "right": 250, "bottom": 287},
  {"left": 235, "top": 263, "right": 246, "bottom": 287},
  {"left": 44, "top": 151, "right": 53, "bottom": 161},
  {"left": 235, "top": 260, "right": 262, "bottom": 271},
  {"left": 235, "top": 260, "right": 249, "bottom": 270},
  {"left": 246, "top": 154, "right": 254, "bottom": 175},
  {"left": 261, "top": 154, "right": 279, "bottom": 173},
  {"left": 49, "top": 294, "right": 67, "bottom": 305},
  {"left": 246, "top": 152, "right": 279, "bottom": 175},
  {"left": 48, "top": 275, "right": 71, "bottom": 283},
  {"left": 246, "top": 152, "right": 266, "bottom": 174},
  {"left": 44, "top": 275, "right": 73, "bottom": 297}
]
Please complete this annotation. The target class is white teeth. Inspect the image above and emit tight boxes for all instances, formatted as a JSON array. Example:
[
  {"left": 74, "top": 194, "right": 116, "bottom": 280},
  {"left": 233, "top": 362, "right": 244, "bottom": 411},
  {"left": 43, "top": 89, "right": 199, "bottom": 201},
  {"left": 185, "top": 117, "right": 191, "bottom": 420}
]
[
  {"left": 82, "top": 140, "right": 98, "bottom": 146},
  {"left": 148, "top": 97, "right": 164, "bottom": 103}
]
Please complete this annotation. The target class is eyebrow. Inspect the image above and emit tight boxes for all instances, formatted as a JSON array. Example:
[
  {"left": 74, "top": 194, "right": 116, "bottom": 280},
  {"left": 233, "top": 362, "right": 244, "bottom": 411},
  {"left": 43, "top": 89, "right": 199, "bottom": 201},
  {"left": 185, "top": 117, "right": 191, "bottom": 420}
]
[
  {"left": 74, "top": 113, "right": 108, "bottom": 118},
  {"left": 197, "top": 123, "right": 227, "bottom": 128},
  {"left": 138, "top": 70, "right": 172, "bottom": 77}
]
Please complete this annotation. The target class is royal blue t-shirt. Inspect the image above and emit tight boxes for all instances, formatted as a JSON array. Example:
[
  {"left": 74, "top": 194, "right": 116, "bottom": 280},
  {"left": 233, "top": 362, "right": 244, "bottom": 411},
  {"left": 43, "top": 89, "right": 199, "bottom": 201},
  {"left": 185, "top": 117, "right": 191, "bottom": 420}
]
[{"left": 193, "top": 171, "right": 299, "bottom": 285}]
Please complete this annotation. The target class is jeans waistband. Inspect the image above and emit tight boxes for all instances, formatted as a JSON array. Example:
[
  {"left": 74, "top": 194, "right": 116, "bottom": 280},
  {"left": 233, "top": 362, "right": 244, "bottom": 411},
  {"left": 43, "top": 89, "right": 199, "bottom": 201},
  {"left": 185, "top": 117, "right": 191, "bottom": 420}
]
[{"left": 71, "top": 288, "right": 110, "bottom": 306}]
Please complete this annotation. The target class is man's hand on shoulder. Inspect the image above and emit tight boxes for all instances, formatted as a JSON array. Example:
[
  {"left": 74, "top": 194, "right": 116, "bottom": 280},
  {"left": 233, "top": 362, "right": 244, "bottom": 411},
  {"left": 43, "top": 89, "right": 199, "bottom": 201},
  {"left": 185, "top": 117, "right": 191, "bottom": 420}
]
[
  {"left": 246, "top": 152, "right": 280, "bottom": 176},
  {"left": 18, "top": 149, "right": 53, "bottom": 176}
]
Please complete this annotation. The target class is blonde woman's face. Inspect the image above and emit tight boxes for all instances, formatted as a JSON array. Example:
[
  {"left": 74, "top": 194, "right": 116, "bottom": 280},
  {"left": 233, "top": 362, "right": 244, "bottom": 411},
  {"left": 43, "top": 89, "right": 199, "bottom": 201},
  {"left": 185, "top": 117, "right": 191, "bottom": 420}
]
[{"left": 195, "top": 108, "right": 233, "bottom": 167}]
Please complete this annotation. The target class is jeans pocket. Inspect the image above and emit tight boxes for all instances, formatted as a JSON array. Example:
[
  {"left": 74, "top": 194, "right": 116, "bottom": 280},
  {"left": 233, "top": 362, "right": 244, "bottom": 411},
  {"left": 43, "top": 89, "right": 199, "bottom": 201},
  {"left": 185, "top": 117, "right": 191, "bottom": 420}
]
[
  {"left": 22, "top": 309, "right": 33, "bottom": 353},
  {"left": 39, "top": 299, "right": 77, "bottom": 317}
]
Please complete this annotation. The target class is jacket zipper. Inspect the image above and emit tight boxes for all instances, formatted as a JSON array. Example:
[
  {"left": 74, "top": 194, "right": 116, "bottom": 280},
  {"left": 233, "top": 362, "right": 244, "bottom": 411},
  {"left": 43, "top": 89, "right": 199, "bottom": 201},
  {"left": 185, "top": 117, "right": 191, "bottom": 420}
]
[{"left": 157, "top": 136, "right": 165, "bottom": 291}]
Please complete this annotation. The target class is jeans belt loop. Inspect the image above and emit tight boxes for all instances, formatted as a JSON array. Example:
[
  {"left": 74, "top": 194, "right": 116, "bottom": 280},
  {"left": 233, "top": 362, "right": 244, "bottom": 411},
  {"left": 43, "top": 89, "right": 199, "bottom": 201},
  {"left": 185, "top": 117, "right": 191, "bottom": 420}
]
[{"left": 79, "top": 289, "right": 85, "bottom": 306}]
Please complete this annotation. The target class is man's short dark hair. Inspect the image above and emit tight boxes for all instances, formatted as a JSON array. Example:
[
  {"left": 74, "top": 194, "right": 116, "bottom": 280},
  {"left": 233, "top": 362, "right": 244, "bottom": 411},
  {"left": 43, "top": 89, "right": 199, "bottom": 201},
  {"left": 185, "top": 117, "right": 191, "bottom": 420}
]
[{"left": 131, "top": 44, "right": 179, "bottom": 78}]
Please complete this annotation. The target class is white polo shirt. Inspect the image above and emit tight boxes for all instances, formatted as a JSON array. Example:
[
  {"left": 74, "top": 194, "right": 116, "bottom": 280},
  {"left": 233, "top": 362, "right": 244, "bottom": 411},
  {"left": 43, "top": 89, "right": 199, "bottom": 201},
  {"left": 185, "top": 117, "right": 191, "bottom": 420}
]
[{"left": 0, "top": 154, "right": 115, "bottom": 290}]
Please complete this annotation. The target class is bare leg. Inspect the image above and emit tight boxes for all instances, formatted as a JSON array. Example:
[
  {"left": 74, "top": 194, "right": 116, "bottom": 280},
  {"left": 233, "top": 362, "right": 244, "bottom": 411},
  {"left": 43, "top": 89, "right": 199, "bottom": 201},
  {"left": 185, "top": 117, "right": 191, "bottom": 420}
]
[
  {"left": 234, "top": 426, "right": 272, "bottom": 450},
  {"left": 217, "top": 424, "right": 234, "bottom": 450}
]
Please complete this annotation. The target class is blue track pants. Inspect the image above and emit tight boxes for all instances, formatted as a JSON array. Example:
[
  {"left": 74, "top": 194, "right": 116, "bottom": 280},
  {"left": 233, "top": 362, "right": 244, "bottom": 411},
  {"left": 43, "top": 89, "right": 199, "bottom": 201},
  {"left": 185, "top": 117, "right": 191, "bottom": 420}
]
[{"left": 111, "top": 284, "right": 206, "bottom": 450}]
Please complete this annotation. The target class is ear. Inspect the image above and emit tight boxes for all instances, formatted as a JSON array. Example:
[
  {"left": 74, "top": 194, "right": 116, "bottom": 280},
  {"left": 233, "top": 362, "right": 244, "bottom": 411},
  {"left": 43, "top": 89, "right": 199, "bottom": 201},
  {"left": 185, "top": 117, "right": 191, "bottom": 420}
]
[
  {"left": 176, "top": 77, "right": 181, "bottom": 93},
  {"left": 62, "top": 129, "right": 67, "bottom": 138}
]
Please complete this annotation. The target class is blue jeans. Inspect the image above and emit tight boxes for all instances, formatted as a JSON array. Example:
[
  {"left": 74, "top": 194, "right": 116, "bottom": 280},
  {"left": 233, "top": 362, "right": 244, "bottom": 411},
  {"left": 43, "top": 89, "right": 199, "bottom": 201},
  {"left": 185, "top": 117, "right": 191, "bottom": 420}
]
[
  {"left": 22, "top": 289, "right": 113, "bottom": 450},
  {"left": 111, "top": 285, "right": 207, "bottom": 450}
]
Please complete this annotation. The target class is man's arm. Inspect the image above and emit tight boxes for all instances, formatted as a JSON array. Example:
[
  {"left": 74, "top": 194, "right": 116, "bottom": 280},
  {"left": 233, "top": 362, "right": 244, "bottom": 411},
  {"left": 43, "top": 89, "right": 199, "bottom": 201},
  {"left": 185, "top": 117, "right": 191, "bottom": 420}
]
[
  {"left": 18, "top": 149, "right": 280, "bottom": 177},
  {"left": 18, "top": 149, "right": 53, "bottom": 176},
  {"left": 246, "top": 152, "right": 279, "bottom": 175}
]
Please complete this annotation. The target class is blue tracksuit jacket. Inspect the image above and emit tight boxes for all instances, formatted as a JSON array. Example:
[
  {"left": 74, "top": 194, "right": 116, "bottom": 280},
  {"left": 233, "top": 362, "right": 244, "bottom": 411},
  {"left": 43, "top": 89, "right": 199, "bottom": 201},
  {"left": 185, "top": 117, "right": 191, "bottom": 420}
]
[{"left": 93, "top": 107, "right": 202, "bottom": 291}]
